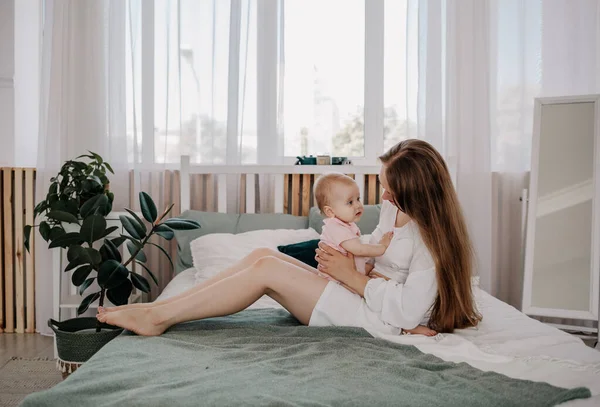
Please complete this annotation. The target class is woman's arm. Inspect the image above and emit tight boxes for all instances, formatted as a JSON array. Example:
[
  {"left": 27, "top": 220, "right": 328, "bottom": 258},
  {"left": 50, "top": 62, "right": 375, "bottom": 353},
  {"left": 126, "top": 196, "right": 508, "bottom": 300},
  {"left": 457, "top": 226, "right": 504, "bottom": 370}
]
[{"left": 315, "top": 242, "right": 371, "bottom": 296}]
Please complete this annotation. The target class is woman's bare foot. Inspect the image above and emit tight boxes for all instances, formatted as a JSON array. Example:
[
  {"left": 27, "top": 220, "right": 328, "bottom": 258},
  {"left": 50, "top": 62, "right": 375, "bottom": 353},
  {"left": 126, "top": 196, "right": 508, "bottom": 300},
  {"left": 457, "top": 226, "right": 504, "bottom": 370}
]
[
  {"left": 96, "top": 308, "right": 168, "bottom": 336},
  {"left": 403, "top": 325, "right": 437, "bottom": 337},
  {"left": 99, "top": 303, "right": 155, "bottom": 313}
]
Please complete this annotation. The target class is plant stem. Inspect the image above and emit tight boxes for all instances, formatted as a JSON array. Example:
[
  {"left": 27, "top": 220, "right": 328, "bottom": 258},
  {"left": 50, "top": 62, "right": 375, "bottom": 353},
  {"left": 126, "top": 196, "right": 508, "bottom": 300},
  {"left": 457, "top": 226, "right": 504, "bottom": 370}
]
[
  {"left": 96, "top": 289, "right": 106, "bottom": 332},
  {"left": 122, "top": 228, "right": 155, "bottom": 269}
]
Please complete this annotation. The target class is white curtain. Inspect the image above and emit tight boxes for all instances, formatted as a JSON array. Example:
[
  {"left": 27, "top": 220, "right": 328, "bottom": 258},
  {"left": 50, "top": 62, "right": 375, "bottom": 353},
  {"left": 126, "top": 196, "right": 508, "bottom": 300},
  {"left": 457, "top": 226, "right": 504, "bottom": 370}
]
[
  {"left": 36, "top": 0, "right": 128, "bottom": 335},
  {"left": 34, "top": 0, "right": 600, "bottom": 334}
]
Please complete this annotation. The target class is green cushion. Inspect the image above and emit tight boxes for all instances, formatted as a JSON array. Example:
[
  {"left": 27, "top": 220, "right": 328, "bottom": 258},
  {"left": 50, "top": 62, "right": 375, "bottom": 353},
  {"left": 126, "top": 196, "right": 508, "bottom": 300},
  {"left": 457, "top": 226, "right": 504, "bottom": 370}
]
[
  {"left": 277, "top": 239, "right": 320, "bottom": 269},
  {"left": 173, "top": 210, "right": 309, "bottom": 274},
  {"left": 308, "top": 204, "right": 382, "bottom": 234},
  {"left": 237, "top": 213, "right": 308, "bottom": 233}
]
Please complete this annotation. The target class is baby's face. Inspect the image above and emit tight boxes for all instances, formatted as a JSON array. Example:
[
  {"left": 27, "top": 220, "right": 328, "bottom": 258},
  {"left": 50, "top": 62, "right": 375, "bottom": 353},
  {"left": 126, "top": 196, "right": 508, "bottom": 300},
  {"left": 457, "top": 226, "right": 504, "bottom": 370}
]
[{"left": 326, "top": 183, "right": 364, "bottom": 223}]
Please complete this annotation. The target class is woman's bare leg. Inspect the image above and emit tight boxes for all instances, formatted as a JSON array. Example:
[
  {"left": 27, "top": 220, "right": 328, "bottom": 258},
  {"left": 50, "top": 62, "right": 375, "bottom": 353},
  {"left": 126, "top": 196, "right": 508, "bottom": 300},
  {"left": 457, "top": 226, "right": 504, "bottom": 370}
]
[
  {"left": 97, "top": 256, "right": 329, "bottom": 336},
  {"left": 101, "top": 248, "right": 321, "bottom": 313}
]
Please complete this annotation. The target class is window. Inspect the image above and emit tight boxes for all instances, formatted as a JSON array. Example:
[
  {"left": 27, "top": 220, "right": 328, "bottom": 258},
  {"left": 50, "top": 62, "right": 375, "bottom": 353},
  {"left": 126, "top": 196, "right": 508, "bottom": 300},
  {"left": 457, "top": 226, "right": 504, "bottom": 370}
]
[
  {"left": 283, "top": 0, "right": 365, "bottom": 158},
  {"left": 125, "top": 0, "right": 418, "bottom": 166}
]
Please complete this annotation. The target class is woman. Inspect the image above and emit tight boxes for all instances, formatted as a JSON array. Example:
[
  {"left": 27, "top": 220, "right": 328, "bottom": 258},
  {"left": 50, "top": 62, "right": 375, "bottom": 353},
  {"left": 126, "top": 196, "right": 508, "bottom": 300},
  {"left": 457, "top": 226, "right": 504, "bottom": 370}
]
[{"left": 98, "top": 140, "right": 481, "bottom": 335}]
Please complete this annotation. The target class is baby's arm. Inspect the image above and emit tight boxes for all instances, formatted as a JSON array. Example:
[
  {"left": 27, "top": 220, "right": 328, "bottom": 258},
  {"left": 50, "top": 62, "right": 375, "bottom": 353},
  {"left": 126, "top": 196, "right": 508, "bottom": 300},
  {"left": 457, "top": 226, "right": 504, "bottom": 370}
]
[{"left": 340, "top": 232, "right": 393, "bottom": 258}]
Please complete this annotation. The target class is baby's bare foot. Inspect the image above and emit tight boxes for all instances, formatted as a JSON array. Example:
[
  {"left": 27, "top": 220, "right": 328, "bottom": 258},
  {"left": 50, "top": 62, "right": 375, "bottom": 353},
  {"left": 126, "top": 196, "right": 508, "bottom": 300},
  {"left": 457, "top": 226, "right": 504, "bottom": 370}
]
[{"left": 96, "top": 308, "right": 167, "bottom": 336}]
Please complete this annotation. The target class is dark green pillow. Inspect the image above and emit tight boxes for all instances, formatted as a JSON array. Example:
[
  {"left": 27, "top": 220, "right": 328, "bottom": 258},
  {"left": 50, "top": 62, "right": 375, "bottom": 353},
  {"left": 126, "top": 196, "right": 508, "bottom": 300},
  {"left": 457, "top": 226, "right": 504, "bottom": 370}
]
[{"left": 277, "top": 239, "right": 320, "bottom": 269}]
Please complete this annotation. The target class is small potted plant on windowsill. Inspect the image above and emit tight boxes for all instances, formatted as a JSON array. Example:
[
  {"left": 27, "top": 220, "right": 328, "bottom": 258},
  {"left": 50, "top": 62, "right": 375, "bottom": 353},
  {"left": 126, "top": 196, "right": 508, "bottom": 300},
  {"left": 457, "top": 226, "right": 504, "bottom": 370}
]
[{"left": 24, "top": 152, "right": 200, "bottom": 378}]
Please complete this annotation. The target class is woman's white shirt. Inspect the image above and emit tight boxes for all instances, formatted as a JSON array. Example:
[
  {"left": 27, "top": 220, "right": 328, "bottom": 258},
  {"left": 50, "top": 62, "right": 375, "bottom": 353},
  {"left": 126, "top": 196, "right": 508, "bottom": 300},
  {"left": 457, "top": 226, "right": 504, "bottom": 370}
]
[{"left": 364, "top": 200, "right": 437, "bottom": 329}]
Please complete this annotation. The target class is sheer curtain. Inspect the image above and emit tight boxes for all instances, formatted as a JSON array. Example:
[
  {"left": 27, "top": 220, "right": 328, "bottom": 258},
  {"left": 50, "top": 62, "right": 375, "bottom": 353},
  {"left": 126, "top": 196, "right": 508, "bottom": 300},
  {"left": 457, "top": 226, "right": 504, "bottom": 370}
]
[{"left": 36, "top": 0, "right": 129, "bottom": 335}]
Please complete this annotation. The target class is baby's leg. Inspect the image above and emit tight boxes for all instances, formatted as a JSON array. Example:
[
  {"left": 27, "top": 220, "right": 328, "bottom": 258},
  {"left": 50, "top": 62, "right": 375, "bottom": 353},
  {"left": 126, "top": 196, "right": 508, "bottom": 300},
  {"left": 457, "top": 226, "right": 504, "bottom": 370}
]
[{"left": 403, "top": 325, "right": 437, "bottom": 337}]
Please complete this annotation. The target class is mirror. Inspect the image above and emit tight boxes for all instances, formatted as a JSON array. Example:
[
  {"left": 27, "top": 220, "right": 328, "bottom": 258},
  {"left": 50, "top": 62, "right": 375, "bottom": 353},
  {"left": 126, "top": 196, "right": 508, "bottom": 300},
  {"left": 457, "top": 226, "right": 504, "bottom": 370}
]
[{"left": 523, "top": 95, "right": 600, "bottom": 321}]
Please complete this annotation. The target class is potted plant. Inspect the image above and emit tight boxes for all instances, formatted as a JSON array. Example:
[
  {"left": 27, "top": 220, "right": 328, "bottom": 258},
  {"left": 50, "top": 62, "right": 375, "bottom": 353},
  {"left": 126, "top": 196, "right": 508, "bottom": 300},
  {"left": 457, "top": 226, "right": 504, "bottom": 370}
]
[{"left": 24, "top": 152, "right": 200, "bottom": 378}]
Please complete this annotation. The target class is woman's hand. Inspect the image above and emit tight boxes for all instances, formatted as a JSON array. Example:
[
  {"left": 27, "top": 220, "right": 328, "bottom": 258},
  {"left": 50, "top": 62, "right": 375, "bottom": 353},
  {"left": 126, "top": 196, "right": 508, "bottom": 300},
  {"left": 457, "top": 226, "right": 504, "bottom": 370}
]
[{"left": 315, "top": 242, "right": 370, "bottom": 297}]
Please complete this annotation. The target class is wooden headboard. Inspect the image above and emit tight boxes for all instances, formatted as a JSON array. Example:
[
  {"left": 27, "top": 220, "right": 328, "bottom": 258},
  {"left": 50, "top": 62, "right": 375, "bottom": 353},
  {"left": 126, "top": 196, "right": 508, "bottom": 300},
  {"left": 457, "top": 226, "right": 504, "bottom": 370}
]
[{"left": 179, "top": 156, "right": 382, "bottom": 215}]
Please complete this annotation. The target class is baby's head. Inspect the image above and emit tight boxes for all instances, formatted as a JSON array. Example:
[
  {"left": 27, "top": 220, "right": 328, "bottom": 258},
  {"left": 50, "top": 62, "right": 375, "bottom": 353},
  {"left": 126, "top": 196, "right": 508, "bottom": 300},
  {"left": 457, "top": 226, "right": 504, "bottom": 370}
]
[{"left": 314, "top": 173, "right": 364, "bottom": 223}]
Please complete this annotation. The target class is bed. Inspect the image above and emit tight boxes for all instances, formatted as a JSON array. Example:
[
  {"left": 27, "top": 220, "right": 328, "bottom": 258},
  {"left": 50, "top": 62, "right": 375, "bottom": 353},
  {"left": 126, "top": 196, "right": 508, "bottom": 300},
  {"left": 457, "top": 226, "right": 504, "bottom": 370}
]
[{"left": 23, "top": 206, "right": 600, "bottom": 406}]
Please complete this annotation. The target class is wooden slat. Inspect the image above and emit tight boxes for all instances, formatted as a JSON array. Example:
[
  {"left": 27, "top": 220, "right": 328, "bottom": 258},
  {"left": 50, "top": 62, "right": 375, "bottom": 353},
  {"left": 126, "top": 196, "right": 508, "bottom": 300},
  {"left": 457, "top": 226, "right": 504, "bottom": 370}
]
[
  {"left": 192, "top": 174, "right": 203, "bottom": 211},
  {"left": 3, "top": 169, "right": 14, "bottom": 332},
  {"left": 239, "top": 174, "right": 246, "bottom": 214},
  {"left": 205, "top": 174, "right": 214, "bottom": 212},
  {"left": 25, "top": 169, "right": 35, "bottom": 332},
  {"left": 0, "top": 170, "right": 3, "bottom": 332},
  {"left": 149, "top": 172, "right": 161, "bottom": 301},
  {"left": 217, "top": 174, "right": 227, "bottom": 213},
  {"left": 14, "top": 169, "right": 25, "bottom": 333},
  {"left": 283, "top": 174, "right": 289, "bottom": 214},
  {"left": 129, "top": 170, "right": 136, "bottom": 209},
  {"left": 173, "top": 170, "right": 181, "bottom": 216},
  {"left": 368, "top": 174, "right": 377, "bottom": 205},
  {"left": 301, "top": 174, "right": 311, "bottom": 216},
  {"left": 274, "top": 174, "right": 284, "bottom": 213},
  {"left": 245, "top": 174, "right": 255, "bottom": 214},
  {"left": 291, "top": 174, "right": 300, "bottom": 216}
]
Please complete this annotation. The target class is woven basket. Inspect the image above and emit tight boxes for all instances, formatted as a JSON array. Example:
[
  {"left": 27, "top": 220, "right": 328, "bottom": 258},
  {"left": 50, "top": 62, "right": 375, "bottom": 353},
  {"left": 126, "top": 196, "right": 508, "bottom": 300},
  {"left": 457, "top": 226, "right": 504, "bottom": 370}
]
[{"left": 48, "top": 318, "right": 123, "bottom": 378}]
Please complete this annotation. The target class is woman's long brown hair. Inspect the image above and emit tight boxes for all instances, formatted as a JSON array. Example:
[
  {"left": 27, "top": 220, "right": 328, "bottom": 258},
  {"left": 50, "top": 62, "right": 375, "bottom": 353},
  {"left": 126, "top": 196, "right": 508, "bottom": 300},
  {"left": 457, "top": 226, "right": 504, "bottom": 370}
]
[{"left": 380, "top": 139, "right": 481, "bottom": 333}]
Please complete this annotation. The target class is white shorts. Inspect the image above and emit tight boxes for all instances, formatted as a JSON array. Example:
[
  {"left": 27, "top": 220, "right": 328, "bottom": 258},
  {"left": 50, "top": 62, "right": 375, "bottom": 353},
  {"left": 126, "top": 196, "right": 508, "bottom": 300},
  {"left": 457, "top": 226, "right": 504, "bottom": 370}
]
[{"left": 308, "top": 281, "right": 401, "bottom": 335}]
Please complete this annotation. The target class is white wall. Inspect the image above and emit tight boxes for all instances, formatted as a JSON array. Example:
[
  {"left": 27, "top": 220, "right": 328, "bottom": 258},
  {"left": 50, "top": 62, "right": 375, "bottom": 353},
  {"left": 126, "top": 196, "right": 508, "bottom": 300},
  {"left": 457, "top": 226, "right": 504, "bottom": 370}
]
[
  {"left": 14, "top": 0, "right": 41, "bottom": 167},
  {"left": 0, "top": 0, "right": 15, "bottom": 166},
  {"left": 0, "top": 0, "right": 41, "bottom": 167}
]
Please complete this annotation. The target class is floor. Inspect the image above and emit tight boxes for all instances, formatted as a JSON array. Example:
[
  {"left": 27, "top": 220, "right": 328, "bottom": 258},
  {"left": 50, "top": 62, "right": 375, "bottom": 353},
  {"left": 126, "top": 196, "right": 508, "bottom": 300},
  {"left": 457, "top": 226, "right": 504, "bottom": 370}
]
[{"left": 0, "top": 334, "right": 54, "bottom": 367}]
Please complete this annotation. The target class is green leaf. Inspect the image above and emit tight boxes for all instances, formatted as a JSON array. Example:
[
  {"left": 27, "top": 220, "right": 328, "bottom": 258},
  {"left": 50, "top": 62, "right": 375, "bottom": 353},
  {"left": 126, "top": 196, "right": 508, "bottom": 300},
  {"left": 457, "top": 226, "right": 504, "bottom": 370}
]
[
  {"left": 139, "top": 192, "right": 158, "bottom": 223},
  {"left": 80, "top": 215, "right": 107, "bottom": 244},
  {"left": 67, "top": 245, "right": 86, "bottom": 262},
  {"left": 130, "top": 273, "right": 151, "bottom": 293},
  {"left": 99, "top": 225, "right": 119, "bottom": 239},
  {"left": 49, "top": 227, "right": 66, "bottom": 241},
  {"left": 65, "top": 258, "right": 86, "bottom": 272},
  {"left": 106, "top": 280, "right": 132, "bottom": 306},
  {"left": 102, "top": 239, "right": 122, "bottom": 262},
  {"left": 110, "top": 236, "right": 127, "bottom": 248},
  {"left": 121, "top": 235, "right": 143, "bottom": 248},
  {"left": 78, "top": 292, "right": 100, "bottom": 315},
  {"left": 162, "top": 219, "right": 201, "bottom": 230},
  {"left": 71, "top": 265, "right": 94, "bottom": 286},
  {"left": 39, "top": 221, "right": 51, "bottom": 241},
  {"left": 135, "top": 261, "right": 159, "bottom": 286},
  {"left": 124, "top": 208, "right": 147, "bottom": 235},
  {"left": 85, "top": 248, "right": 102, "bottom": 266},
  {"left": 126, "top": 241, "right": 147, "bottom": 262},
  {"left": 24, "top": 225, "right": 32, "bottom": 252},
  {"left": 148, "top": 242, "right": 173, "bottom": 270},
  {"left": 79, "top": 277, "right": 95, "bottom": 296},
  {"left": 154, "top": 224, "right": 174, "bottom": 240},
  {"left": 46, "top": 210, "right": 79, "bottom": 224},
  {"left": 80, "top": 194, "right": 109, "bottom": 218},
  {"left": 48, "top": 232, "right": 84, "bottom": 249},
  {"left": 89, "top": 151, "right": 103, "bottom": 164},
  {"left": 97, "top": 260, "right": 129, "bottom": 290},
  {"left": 119, "top": 215, "right": 142, "bottom": 239},
  {"left": 103, "top": 162, "right": 114, "bottom": 174}
]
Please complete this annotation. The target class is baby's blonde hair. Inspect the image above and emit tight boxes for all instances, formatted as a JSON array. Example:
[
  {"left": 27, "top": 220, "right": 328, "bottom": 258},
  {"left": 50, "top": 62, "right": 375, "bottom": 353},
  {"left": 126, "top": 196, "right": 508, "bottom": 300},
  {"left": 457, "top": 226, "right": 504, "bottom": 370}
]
[{"left": 313, "top": 173, "right": 356, "bottom": 212}]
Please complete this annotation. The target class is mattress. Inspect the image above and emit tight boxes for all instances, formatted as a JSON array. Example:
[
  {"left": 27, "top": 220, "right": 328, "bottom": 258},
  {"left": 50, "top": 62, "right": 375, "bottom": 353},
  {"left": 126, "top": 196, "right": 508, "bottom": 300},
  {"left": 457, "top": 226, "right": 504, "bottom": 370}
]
[{"left": 161, "top": 268, "right": 600, "bottom": 406}]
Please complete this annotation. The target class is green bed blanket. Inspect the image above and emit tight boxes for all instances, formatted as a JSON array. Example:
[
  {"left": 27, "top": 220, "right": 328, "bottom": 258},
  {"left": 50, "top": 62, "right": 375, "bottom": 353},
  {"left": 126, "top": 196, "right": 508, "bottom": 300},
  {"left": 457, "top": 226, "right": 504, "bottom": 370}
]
[{"left": 23, "top": 309, "right": 590, "bottom": 407}]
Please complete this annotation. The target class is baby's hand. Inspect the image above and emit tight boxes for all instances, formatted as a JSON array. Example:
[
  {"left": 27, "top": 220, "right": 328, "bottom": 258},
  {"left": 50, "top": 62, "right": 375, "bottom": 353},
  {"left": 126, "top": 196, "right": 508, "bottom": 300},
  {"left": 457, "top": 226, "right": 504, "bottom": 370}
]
[{"left": 379, "top": 231, "right": 394, "bottom": 248}]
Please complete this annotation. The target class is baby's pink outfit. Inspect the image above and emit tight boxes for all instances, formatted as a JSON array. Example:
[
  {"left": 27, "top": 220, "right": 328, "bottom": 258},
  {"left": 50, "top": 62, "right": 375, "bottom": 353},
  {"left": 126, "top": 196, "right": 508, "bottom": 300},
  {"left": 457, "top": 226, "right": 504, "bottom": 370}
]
[{"left": 320, "top": 217, "right": 368, "bottom": 280}]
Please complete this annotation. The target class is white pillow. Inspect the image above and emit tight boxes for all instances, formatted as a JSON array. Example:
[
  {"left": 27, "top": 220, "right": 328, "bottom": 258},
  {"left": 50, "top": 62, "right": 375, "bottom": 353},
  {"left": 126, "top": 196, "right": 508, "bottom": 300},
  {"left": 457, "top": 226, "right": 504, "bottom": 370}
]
[{"left": 190, "top": 228, "right": 321, "bottom": 280}]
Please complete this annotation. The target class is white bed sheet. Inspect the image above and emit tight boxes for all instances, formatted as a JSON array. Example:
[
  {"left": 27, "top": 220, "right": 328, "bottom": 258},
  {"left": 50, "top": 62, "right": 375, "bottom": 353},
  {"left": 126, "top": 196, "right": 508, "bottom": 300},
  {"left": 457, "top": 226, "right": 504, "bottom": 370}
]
[{"left": 159, "top": 268, "right": 600, "bottom": 406}]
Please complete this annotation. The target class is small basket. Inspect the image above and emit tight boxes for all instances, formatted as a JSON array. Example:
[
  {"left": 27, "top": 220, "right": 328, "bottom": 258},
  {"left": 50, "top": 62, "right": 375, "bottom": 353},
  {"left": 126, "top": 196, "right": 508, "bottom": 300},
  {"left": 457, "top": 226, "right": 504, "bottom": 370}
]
[{"left": 48, "top": 318, "right": 123, "bottom": 378}]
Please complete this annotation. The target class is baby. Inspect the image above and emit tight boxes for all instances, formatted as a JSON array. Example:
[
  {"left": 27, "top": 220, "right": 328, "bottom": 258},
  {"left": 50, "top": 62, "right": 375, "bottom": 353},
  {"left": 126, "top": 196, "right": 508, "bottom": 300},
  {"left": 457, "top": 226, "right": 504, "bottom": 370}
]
[
  {"left": 313, "top": 172, "right": 437, "bottom": 337},
  {"left": 314, "top": 173, "right": 392, "bottom": 276}
]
